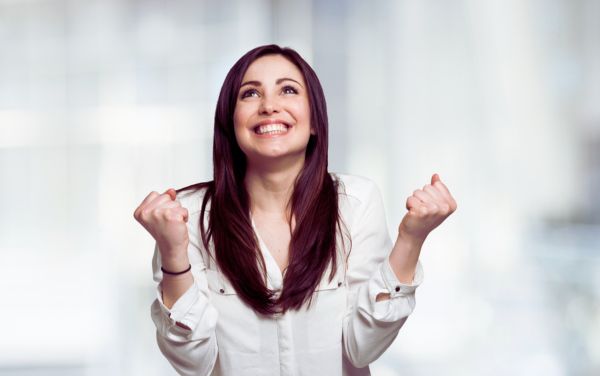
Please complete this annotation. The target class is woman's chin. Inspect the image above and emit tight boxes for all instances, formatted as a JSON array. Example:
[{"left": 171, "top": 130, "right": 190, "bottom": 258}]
[{"left": 247, "top": 148, "right": 306, "bottom": 164}]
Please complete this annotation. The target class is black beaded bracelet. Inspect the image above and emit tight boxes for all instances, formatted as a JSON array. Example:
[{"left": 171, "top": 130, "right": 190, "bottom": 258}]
[{"left": 161, "top": 264, "right": 191, "bottom": 275}]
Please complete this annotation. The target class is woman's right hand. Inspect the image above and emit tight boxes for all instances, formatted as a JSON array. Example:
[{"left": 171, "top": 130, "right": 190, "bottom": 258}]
[{"left": 133, "top": 188, "right": 190, "bottom": 263}]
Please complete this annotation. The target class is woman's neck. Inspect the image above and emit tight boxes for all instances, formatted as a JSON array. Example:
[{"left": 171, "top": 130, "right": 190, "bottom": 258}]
[{"left": 244, "top": 157, "right": 304, "bottom": 219}]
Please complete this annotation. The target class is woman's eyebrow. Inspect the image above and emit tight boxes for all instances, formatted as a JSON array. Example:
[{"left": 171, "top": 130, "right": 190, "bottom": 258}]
[
  {"left": 240, "top": 77, "right": 303, "bottom": 88},
  {"left": 276, "top": 78, "right": 303, "bottom": 87}
]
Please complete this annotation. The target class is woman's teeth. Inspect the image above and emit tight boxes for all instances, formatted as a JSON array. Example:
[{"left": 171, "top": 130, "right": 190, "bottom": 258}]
[{"left": 255, "top": 123, "right": 289, "bottom": 135}]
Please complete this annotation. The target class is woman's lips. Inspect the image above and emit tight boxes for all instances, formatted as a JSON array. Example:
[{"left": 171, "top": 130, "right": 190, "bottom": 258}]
[{"left": 253, "top": 123, "right": 291, "bottom": 137}]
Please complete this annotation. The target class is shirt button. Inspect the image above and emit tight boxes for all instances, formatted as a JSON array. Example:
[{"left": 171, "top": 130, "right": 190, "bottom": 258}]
[
  {"left": 395, "top": 286, "right": 400, "bottom": 292},
  {"left": 219, "top": 288, "right": 225, "bottom": 294},
  {"left": 337, "top": 281, "right": 342, "bottom": 287}
]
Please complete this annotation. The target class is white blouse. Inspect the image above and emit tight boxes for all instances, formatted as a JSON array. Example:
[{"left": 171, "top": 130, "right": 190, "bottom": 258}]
[{"left": 150, "top": 173, "right": 424, "bottom": 376}]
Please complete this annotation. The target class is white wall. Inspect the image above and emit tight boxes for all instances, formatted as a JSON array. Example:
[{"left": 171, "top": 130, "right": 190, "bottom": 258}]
[{"left": 1, "top": 0, "right": 598, "bottom": 375}]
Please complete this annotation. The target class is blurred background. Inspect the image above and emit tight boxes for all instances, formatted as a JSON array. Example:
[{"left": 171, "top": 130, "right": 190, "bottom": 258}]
[{"left": 1, "top": 0, "right": 599, "bottom": 375}]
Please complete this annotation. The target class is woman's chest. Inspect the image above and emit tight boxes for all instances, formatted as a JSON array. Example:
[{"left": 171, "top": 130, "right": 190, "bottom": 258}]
[{"left": 252, "top": 215, "right": 293, "bottom": 273}]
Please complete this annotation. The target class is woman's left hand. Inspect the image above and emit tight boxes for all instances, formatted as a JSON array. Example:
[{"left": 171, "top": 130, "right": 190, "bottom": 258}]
[{"left": 398, "top": 173, "right": 457, "bottom": 242}]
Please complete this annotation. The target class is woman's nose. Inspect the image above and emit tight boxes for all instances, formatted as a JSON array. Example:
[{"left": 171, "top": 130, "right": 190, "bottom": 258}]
[{"left": 259, "top": 95, "right": 280, "bottom": 114}]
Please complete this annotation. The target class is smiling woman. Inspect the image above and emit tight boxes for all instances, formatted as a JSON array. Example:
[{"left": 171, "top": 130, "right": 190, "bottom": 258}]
[{"left": 133, "top": 44, "right": 457, "bottom": 376}]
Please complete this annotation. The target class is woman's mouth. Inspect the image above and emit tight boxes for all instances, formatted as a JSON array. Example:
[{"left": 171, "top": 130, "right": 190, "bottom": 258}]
[{"left": 254, "top": 123, "right": 290, "bottom": 136}]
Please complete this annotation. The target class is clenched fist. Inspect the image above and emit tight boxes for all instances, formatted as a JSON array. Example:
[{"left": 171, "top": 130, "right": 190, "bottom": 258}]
[
  {"left": 133, "top": 188, "right": 189, "bottom": 261},
  {"left": 399, "top": 173, "right": 457, "bottom": 242}
]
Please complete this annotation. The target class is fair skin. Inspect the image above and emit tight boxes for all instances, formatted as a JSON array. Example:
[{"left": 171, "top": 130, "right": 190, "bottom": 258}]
[{"left": 133, "top": 53, "right": 457, "bottom": 317}]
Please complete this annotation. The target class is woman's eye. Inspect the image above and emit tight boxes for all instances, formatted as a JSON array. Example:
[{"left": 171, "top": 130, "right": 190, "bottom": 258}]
[
  {"left": 241, "top": 89, "right": 258, "bottom": 98},
  {"left": 282, "top": 86, "right": 298, "bottom": 95}
]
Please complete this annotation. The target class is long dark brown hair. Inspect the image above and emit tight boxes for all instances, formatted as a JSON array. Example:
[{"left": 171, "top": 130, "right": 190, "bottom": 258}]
[{"left": 175, "top": 44, "right": 348, "bottom": 316}]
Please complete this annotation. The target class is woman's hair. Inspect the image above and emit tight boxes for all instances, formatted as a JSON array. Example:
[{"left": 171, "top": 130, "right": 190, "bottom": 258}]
[{"left": 176, "top": 44, "right": 348, "bottom": 316}]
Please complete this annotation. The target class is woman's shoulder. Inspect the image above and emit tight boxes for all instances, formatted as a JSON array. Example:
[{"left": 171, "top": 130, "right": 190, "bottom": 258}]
[
  {"left": 329, "top": 172, "right": 381, "bottom": 206},
  {"left": 174, "top": 181, "right": 212, "bottom": 216}
]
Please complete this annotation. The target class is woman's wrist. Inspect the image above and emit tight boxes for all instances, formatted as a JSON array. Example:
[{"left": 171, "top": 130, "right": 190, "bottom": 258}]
[
  {"left": 161, "top": 252, "right": 190, "bottom": 274},
  {"left": 388, "top": 231, "right": 425, "bottom": 284},
  {"left": 161, "top": 264, "right": 191, "bottom": 275},
  {"left": 397, "top": 225, "right": 427, "bottom": 246}
]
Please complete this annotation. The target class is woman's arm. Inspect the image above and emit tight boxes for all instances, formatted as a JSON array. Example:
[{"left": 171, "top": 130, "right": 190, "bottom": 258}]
[
  {"left": 160, "top": 249, "right": 194, "bottom": 310},
  {"left": 151, "top": 241, "right": 219, "bottom": 376},
  {"left": 341, "top": 174, "right": 456, "bottom": 369},
  {"left": 379, "top": 173, "right": 457, "bottom": 301},
  {"left": 341, "top": 177, "right": 424, "bottom": 370},
  {"left": 147, "top": 188, "right": 222, "bottom": 376},
  {"left": 375, "top": 234, "right": 424, "bottom": 302}
]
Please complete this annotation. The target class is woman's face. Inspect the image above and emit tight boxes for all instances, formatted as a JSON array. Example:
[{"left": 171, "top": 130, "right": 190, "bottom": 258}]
[{"left": 233, "top": 54, "right": 314, "bottom": 165}]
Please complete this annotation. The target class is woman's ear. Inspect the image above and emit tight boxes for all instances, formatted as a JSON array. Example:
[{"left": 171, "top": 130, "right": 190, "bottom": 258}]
[{"left": 310, "top": 127, "right": 316, "bottom": 135}]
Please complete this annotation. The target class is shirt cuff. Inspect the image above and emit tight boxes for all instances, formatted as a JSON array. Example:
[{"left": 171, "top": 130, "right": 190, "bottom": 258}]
[
  {"left": 380, "top": 257, "right": 424, "bottom": 298},
  {"left": 355, "top": 257, "right": 425, "bottom": 323},
  {"left": 154, "top": 264, "right": 206, "bottom": 330}
]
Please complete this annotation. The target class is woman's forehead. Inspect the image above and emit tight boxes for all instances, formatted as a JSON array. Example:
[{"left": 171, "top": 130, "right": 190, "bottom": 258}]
[{"left": 242, "top": 54, "right": 304, "bottom": 84}]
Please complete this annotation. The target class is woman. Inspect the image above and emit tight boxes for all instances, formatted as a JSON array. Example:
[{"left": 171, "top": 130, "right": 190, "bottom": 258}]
[{"left": 133, "top": 44, "right": 457, "bottom": 376}]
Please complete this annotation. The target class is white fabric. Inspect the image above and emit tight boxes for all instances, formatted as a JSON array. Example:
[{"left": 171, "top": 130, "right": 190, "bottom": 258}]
[{"left": 150, "top": 173, "right": 424, "bottom": 376}]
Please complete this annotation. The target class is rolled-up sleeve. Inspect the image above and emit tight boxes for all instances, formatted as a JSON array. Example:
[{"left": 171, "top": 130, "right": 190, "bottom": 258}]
[
  {"left": 342, "top": 178, "right": 424, "bottom": 370},
  {"left": 150, "top": 231, "right": 219, "bottom": 375}
]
